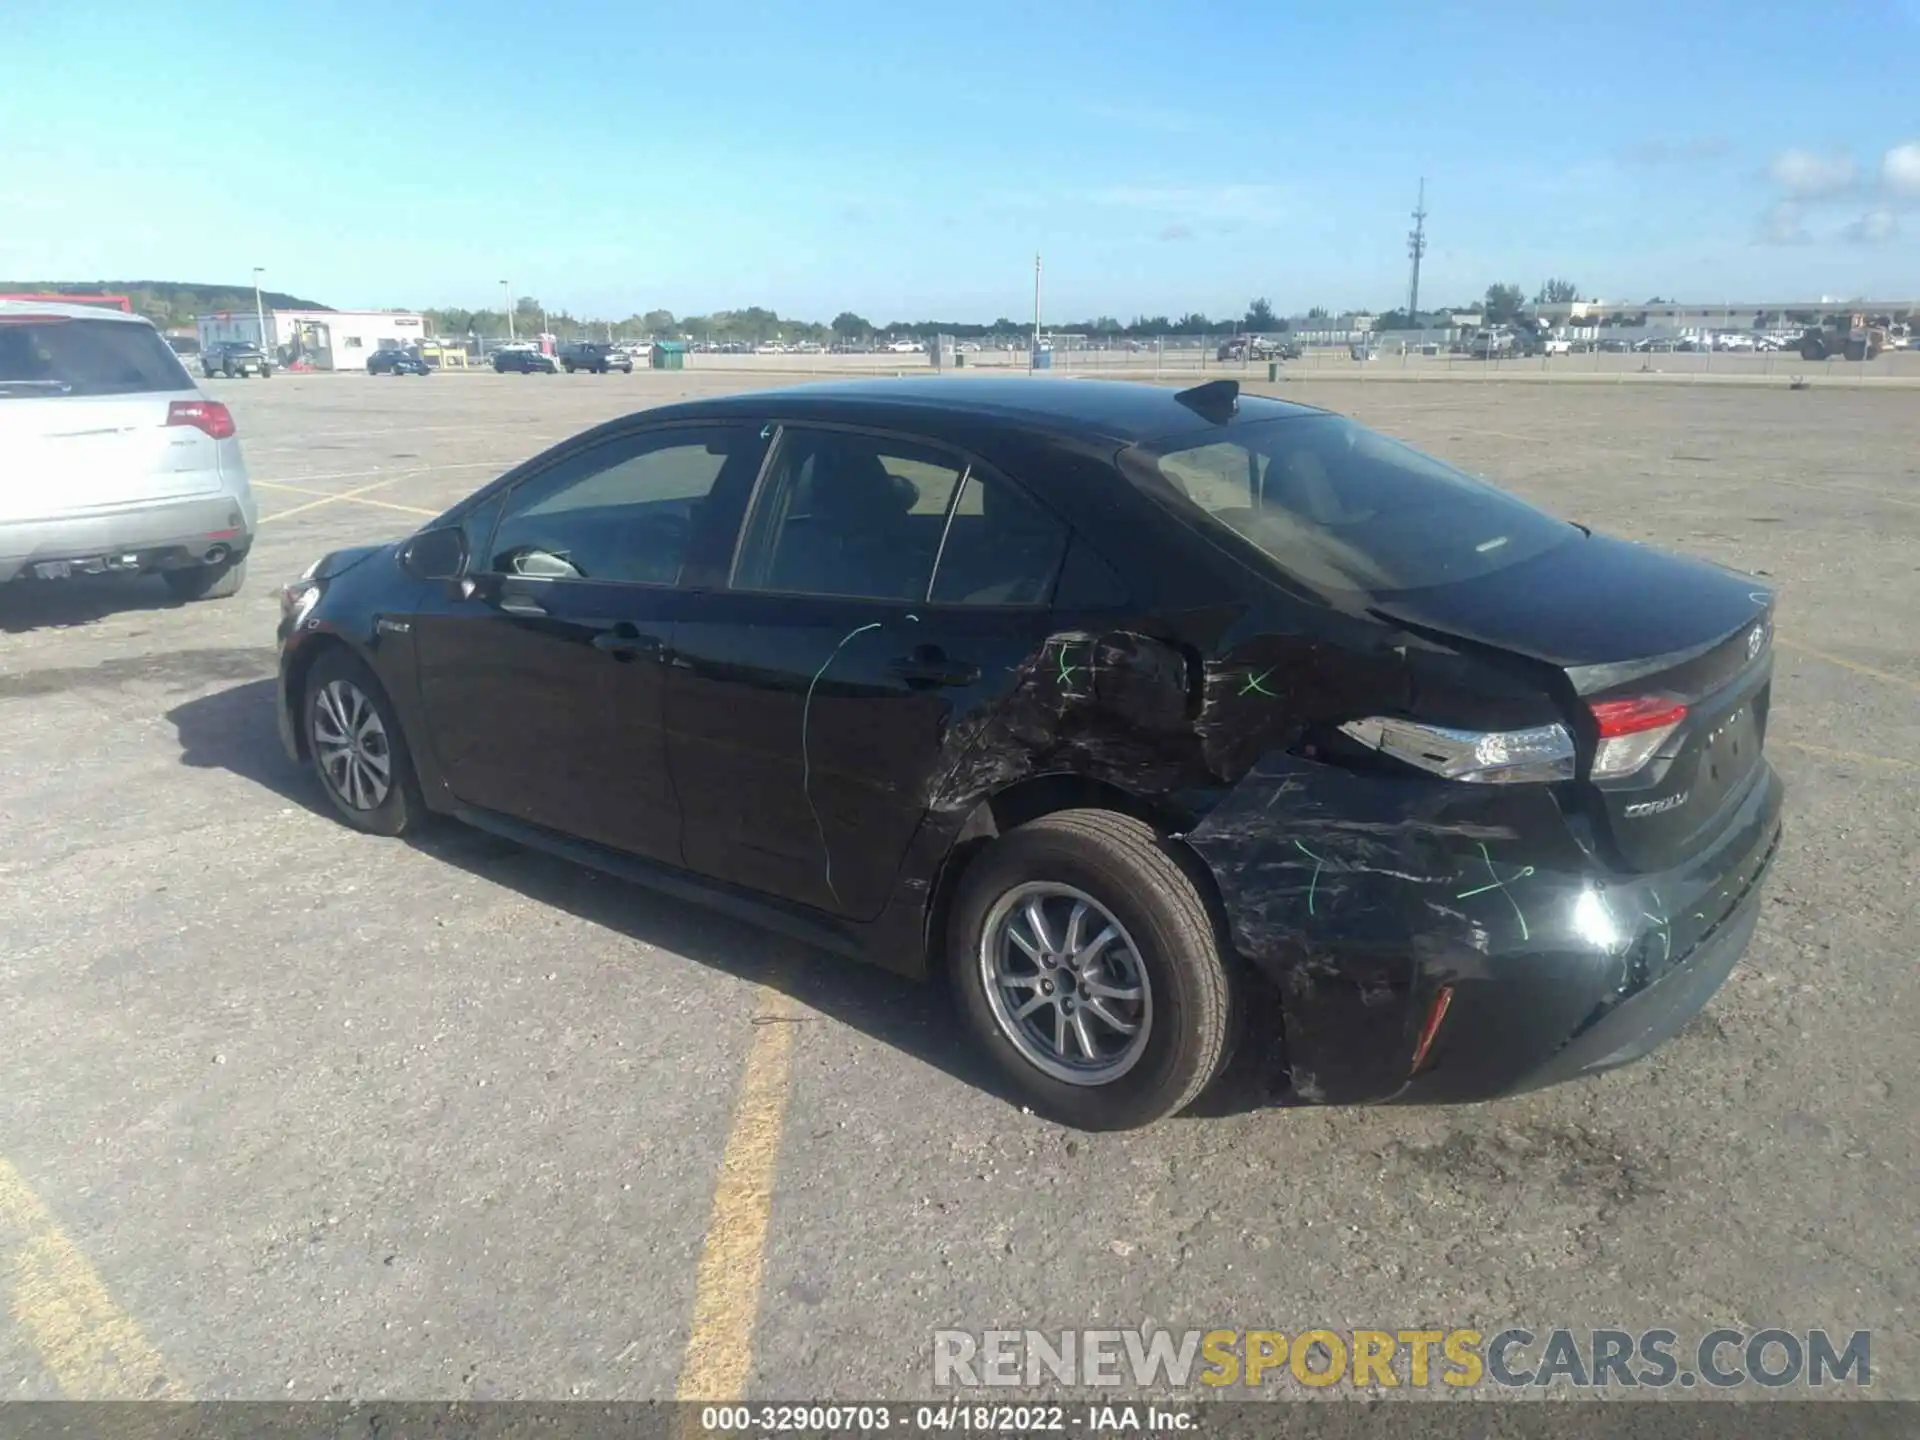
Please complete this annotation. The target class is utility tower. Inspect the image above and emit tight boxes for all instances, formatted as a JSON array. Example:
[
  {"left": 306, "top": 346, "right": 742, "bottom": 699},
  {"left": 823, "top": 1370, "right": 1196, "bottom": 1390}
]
[{"left": 1407, "top": 178, "right": 1428, "bottom": 321}]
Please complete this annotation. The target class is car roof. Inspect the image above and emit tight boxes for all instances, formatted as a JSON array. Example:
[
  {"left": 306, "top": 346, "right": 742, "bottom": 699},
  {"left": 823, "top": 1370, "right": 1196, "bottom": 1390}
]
[
  {"left": 0, "top": 299, "right": 153, "bottom": 326},
  {"left": 652, "top": 376, "right": 1326, "bottom": 446}
]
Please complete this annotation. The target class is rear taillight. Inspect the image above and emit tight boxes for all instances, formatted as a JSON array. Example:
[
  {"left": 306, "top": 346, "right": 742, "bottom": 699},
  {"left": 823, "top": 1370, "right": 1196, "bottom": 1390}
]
[
  {"left": 1338, "top": 716, "right": 1576, "bottom": 784},
  {"left": 1589, "top": 696, "right": 1688, "bottom": 780},
  {"left": 167, "top": 399, "right": 235, "bottom": 439}
]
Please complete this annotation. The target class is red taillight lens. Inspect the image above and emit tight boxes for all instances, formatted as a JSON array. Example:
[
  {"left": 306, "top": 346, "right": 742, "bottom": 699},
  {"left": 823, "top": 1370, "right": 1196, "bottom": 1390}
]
[
  {"left": 166, "top": 399, "right": 235, "bottom": 439},
  {"left": 1589, "top": 696, "right": 1688, "bottom": 779}
]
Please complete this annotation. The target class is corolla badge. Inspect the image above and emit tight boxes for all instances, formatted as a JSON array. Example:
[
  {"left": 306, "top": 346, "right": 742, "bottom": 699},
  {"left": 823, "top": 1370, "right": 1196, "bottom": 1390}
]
[{"left": 1624, "top": 791, "right": 1690, "bottom": 819}]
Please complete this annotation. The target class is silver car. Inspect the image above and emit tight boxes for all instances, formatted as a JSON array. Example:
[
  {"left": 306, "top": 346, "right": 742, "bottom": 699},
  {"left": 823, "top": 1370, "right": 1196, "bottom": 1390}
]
[{"left": 0, "top": 301, "right": 256, "bottom": 599}]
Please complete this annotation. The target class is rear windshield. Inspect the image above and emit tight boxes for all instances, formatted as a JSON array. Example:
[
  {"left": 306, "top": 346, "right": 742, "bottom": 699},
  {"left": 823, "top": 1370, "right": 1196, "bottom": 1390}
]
[
  {"left": 1133, "top": 413, "right": 1573, "bottom": 595},
  {"left": 0, "top": 317, "right": 195, "bottom": 398}
]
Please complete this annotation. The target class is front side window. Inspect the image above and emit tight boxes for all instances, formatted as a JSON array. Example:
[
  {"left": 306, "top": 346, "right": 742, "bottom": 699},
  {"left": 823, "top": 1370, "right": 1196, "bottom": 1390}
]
[
  {"left": 1135, "top": 414, "right": 1573, "bottom": 596},
  {"left": 484, "top": 426, "right": 754, "bottom": 586},
  {"left": 731, "top": 428, "right": 968, "bottom": 601}
]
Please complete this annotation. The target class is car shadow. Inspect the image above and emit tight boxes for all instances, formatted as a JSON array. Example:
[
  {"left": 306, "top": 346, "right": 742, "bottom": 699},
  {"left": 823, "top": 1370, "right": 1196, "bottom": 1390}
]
[
  {"left": 0, "top": 573, "right": 185, "bottom": 634},
  {"left": 166, "top": 679, "right": 1276, "bottom": 1122},
  {"left": 165, "top": 679, "right": 1008, "bottom": 1107}
]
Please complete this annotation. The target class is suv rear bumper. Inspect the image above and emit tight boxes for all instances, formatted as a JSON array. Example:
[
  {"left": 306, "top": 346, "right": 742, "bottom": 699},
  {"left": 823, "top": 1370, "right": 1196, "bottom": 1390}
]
[{"left": 0, "top": 494, "right": 256, "bottom": 581}]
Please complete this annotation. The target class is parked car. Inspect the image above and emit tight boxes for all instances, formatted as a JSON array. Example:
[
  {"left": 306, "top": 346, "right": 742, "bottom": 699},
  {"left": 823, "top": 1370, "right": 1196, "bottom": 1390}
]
[
  {"left": 202, "top": 340, "right": 272, "bottom": 378},
  {"left": 368, "top": 347, "right": 432, "bottom": 376},
  {"left": 1, "top": 300, "right": 254, "bottom": 599},
  {"left": 558, "top": 341, "right": 634, "bottom": 374},
  {"left": 492, "top": 347, "right": 558, "bottom": 374},
  {"left": 274, "top": 376, "right": 1783, "bottom": 1131}
]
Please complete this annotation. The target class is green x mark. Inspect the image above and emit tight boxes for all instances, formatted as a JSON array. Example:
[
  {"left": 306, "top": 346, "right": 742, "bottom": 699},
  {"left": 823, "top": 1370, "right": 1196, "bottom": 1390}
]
[
  {"left": 1056, "top": 645, "right": 1083, "bottom": 689},
  {"left": 1240, "top": 668, "right": 1275, "bottom": 698}
]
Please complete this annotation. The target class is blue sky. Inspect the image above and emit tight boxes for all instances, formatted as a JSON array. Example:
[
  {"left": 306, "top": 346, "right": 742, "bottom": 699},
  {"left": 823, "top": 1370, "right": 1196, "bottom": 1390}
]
[{"left": 5, "top": 1, "right": 1917, "bottom": 320}]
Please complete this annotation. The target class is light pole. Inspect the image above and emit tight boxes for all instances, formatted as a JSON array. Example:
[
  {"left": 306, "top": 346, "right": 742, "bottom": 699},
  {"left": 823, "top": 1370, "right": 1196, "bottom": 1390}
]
[
  {"left": 1031, "top": 253, "right": 1042, "bottom": 372},
  {"left": 501, "top": 280, "right": 514, "bottom": 342},
  {"left": 252, "top": 267, "right": 269, "bottom": 358}
]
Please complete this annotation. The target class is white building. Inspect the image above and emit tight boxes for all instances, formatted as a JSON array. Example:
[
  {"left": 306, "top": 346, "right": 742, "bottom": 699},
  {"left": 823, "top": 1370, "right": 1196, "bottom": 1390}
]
[{"left": 196, "top": 308, "right": 426, "bottom": 371}]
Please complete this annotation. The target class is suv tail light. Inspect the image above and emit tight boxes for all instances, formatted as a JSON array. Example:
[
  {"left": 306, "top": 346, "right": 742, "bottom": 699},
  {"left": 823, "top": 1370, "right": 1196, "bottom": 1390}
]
[
  {"left": 1589, "top": 696, "right": 1688, "bottom": 780},
  {"left": 167, "top": 399, "right": 235, "bottom": 439},
  {"left": 1338, "top": 717, "right": 1575, "bottom": 784}
]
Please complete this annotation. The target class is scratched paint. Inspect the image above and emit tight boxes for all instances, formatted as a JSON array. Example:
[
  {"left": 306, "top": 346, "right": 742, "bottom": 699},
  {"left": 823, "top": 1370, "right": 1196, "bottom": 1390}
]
[{"left": 801, "top": 621, "right": 887, "bottom": 906}]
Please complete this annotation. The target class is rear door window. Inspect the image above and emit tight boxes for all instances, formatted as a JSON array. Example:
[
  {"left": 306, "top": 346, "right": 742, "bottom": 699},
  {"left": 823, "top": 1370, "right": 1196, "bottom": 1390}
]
[
  {"left": 0, "top": 317, "right": 194, "bottom": 397},
  {"left": 730, "top": 428, "right": 969, "bottom": 601},
  {"left": 927, "top": 469, "right": 1069, "bottom": 606},
  {"left": 1136, "top": 414, "right": 1573, "bottom": 596}
]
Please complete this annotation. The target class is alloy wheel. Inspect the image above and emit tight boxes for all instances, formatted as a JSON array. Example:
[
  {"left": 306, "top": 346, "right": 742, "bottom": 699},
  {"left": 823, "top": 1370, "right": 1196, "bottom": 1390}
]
[
  {"left": 311, "top": 678, "right": 393, "bottom": 811},
  {"left": 979, "top": 883, "right": 1153, "bottom": 1085}
]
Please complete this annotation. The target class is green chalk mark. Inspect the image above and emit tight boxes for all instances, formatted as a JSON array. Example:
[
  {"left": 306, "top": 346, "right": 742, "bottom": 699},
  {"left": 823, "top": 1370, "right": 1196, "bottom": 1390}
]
[
  {"left": 1456, "top": 842, "right": 1536, "bottom": 942},
  {"left": 1293, "top": 838, "right": 1327, "bottom": 916}
]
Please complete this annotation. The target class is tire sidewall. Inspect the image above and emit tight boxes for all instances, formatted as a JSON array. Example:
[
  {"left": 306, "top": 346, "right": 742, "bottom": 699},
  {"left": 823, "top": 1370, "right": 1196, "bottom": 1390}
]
[
  {"left": 949, "top": 827, "right": 1218, "bottom": 1129},
  {"left": 305, "top": 652, "right": 417, "bottom": 837}
]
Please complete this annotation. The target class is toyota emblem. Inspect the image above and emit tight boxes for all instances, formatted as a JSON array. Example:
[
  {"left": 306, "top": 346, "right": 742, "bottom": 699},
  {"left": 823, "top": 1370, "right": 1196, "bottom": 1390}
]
[{"left": 1747, "top": 625, "right": 1765, "bottom": 661}]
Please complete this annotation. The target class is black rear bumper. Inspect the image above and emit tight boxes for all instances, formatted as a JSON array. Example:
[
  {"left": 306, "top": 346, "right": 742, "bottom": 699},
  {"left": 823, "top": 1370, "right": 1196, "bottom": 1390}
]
[{"left": 1185, "top": 754, "right": 1783, "bottom": 1106}]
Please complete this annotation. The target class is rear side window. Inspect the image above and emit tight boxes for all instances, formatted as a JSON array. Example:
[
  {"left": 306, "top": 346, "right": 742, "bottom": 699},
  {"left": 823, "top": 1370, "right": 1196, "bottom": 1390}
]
[
  {"left": 928, "top": 471, "right": 1069, "bottom": 606},
  {"left": 0, "top": 318, "right": 194, "bottom": 397},
  {"left": 1137, "top": 414, "right": 1573, "bottom": 595},
  {"left": 731, "top": 429, "right": 969, "bottom": 601}
]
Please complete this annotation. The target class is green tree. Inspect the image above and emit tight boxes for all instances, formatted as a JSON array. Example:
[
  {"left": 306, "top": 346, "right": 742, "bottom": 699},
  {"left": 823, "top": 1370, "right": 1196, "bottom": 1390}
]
[
  {"left": 1533, "top": 278, "right": 1579, "bottom": 304},
  {"left": 1306, "top": 305, "right": 1330, "bottom": 320},
  {"left": 1484, "top": 283, "right": 1526, "bottom": 325},
  {"left": 1244, "top": 297, "right": 1278, "bottom": 331},
  {"left": 831, "top": 311, "right": 871, "bottom": 338}
]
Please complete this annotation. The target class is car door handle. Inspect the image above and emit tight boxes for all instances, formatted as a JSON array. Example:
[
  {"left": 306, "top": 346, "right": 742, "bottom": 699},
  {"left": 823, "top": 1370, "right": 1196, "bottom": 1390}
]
[
  {"left": 884, "top": 652, "right": 979, "bottom": 689},
  {"left": 497, "top": 594, "right": 548, "bottom": 618},
  {"left": 591, "top": 625, "right": 660, "bottom": 661}
]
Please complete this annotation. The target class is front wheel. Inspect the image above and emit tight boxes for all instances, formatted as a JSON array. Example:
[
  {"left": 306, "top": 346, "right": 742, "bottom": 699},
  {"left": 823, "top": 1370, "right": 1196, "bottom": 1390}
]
[
  {"left": 948, "top": 809, "right": 1237, "bottom": 1130},
  {"left": 303, "top": 649, "right": 426, "bottom": 837}
]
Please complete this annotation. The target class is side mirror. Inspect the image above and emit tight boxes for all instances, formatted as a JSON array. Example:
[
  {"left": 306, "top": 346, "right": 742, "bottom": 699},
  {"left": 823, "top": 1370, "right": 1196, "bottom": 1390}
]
[{"left": 402, "top": 524, "right": 467, "bottom": 581}]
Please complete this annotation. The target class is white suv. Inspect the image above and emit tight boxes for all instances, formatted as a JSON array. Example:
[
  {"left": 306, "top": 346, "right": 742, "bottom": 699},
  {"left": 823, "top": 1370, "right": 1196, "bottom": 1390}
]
[{"left": 0, "top": 301, "right": 256, "bottom": 599}]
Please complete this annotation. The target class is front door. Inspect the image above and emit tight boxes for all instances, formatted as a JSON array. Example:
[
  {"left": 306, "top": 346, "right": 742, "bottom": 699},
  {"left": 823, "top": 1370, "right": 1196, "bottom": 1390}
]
[
  {"left": 666, "top": 425, "right": 1073, "bottom": 919},
  {"left": 411, "top": 422, "right": 767, "bottom": 863}
]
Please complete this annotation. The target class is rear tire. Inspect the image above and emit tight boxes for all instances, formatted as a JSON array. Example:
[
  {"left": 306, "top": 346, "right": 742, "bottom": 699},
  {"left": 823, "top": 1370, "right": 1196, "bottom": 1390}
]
[
  {"left": 303, "top": 648, "right": 425, "bottom": 838},
  {"left": 948, "top": 809, "right": 1237, "bottom": 1130},
  {"left": 162, "top": 555, "right": 246, "bottom": 601}
]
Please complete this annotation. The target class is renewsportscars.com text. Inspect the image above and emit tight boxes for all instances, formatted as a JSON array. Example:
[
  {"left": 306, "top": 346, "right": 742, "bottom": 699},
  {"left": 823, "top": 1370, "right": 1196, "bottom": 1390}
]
[{"left": 932, "top": 1327, "right": 1870, "bottom": 1391}]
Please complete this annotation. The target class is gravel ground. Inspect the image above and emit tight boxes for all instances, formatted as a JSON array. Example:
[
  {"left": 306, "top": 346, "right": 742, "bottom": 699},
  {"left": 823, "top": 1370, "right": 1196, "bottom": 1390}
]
[{"left": 0, "top": 369, "right": 1912, "bottom": 1402}]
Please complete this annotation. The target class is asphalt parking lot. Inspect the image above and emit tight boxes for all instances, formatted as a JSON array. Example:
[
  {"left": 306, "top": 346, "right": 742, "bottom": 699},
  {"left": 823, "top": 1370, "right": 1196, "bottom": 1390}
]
[{"left": 1, "top": 368, "right": 1914, "bottom": 1401}]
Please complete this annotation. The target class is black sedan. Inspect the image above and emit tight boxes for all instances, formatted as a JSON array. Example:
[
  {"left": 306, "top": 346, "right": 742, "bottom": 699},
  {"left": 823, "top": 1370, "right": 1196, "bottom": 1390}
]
[
  {"left": 274, "top": 378, "right": 1783, "bottom": 1130},
  {"left": 492, "top": 347, "right": 558, "bottom": 374},
  {"left": 368, "top": 348, "right": 431, "bottom": 376}
]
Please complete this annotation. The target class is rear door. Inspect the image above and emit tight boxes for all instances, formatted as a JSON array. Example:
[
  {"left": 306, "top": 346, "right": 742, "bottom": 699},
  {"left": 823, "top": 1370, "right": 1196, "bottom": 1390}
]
[
  {"left": 0, "top": 313, "right": 223, "bottom": 520},
  {"left": 665, "top": 425, "right": 1073, "bottom": 919},
  {"left": 410, "top": 422, "right": 768, "bottom": 863}
]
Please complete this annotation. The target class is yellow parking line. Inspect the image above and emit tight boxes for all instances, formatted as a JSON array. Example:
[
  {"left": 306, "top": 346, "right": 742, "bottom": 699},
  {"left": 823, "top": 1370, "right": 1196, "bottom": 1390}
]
[
  {"left": 253, "top": 480, "right": 440, "bottom": 519},
  {"left": 674, "top": 990, "right": 801, "bottom": 1403},
  {"left": 1754, "top": 474, "right": 1920, "bottom": 509},
  {"left": 258, "top": 474, "right": 427, "bottom": 524},
  {"left": 1773, "top": 738, "right": 1919, "bottom": 771},
  {"left": 1776, "top": 636, "right": 1920, "bottom": 694},
  {"left": 0, "top": 1155, "right": 184, "bottom": 1398}
]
